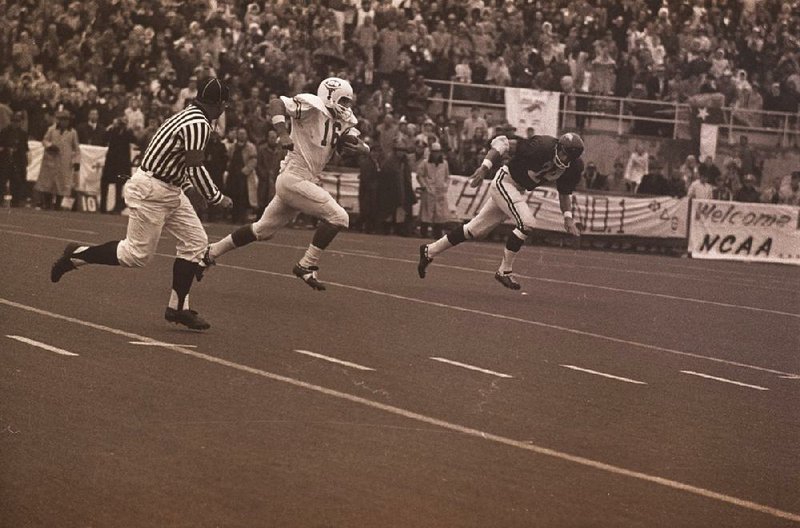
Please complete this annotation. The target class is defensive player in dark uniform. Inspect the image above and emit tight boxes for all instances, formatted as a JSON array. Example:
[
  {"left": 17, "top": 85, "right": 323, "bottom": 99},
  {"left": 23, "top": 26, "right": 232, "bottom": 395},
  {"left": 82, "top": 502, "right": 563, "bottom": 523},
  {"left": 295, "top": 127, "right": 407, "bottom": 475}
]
[
  {"left": 418, "top": 133, "right": 584, "bottom": 289},
  {"left": 49, "top": 78, "right": 233, "bottom": 330}
]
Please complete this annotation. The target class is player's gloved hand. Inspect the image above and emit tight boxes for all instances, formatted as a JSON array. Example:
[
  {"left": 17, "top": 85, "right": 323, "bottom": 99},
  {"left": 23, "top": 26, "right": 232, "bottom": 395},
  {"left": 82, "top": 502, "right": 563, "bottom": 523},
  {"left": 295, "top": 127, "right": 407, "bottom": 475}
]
[
  {"left": 279, "top": 132, "right": 294, "bottom": 151},
  {"left": 564, "top": 215, "right": 580, "bottom": 236},
  {"left": 469, "top": 166, "right": 487, "bottom": 188},
  {"left": 217, "top": 195, "right": 233, "bottom": 209}
]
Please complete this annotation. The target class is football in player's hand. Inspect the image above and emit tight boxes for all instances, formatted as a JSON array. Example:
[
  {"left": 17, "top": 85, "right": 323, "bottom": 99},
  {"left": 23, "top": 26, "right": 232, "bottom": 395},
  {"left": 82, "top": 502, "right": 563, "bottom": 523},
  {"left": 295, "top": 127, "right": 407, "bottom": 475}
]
[{"left": 337, "top": 134, "right": 359, "bottom": 154}]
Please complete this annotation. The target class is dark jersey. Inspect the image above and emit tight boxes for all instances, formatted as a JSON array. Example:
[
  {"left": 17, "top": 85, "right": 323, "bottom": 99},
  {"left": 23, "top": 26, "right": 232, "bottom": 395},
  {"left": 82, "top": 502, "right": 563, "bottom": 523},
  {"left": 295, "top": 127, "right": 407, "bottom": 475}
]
[{"left": 507, "top": 135, "right": 583, "bottom": 193}]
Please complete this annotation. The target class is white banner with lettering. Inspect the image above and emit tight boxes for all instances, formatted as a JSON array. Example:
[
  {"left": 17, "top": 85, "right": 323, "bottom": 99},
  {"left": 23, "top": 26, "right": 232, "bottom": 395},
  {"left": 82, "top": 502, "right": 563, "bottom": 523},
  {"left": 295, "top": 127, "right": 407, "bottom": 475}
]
[
  {"left": 503, "top": 88, "right": 560, "bottom": 137},
  {"left": 318, "top": 170, "right": 689, "bottom": 239},
  {"left": 688, "top": 199, "right": 800, "bottom": 265}
]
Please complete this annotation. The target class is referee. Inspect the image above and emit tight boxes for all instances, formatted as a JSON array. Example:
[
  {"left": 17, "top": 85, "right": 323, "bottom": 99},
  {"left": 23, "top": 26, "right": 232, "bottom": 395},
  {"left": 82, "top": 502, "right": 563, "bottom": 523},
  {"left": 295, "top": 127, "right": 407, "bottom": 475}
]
[{"left": 50, "top": 78, "right": 233, "bottom": 330}]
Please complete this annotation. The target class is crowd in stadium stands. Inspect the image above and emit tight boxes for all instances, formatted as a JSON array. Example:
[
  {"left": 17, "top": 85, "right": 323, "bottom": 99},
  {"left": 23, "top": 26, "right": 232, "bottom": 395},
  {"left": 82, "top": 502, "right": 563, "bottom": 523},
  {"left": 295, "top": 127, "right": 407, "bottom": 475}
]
[{"left": 1, "top": 0, "right": 799, "bottom": 224}]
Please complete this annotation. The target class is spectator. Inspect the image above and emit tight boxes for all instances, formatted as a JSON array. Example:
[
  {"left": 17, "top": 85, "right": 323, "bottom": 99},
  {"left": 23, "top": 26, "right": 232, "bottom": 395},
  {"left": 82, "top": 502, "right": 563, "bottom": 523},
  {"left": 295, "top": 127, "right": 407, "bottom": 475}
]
[
  {"left": 0, "top": 111, "right": 30, "bottom": 207},
  {"left": 461, "top": 106, "right": 487, "bottom": 144},
  {"left": 665, "top": 169, "right": 687, "bottom": 198},
  {"left": 624, "top": 144, "right": 648, "bottom": 192},
  {"left": 35, "top": 109, "right": 79, "bottom": 210},
  {"left": 76, "top": 108, "right": 106, "bottom": 146},
  {"left": 255, "top": 129, "right": 284, "bottom": 217},
  {"left": 379, "top": 136, "right": 414, "bottom": 236},
  {"left": 679, "top": 154, "right": 700, "bottom": 184},
  {"left": 734, "top": 174, "right": 761, "bottom": 203},
  {"left": 782, "top": 172, "right": 800, "bottom": 206},
  {"left": 416, "top": 142, "right": 451, "bottom": 239},
  {"left": 583, "top": 162, "right": 609, "bottom": 191},
  {"left": 124, "top": 97, "right": 145, "bottom": 133},
  {"left": 686, "top": 169, "right": 714, "bottom": 201},
  {"left": 607, "top": 160, "right": 629, "bottom": 194},
  {"left": 225, "top": 127, "right": 257, "bottom": 224},
  {"left": 698, "top": 156, "right": 721, "bottom": 187},
  {"left": 204, "top": 131, "right": 229, "bottom": 222},
  {"left": 736, "top": 136, "right": 760, "bottom": 181},
  {"left": 100, "top": 117, "right": 136, "bottom": 214},
  {"left": 637, "top": 161, "right": 669, "bottom": 196},
  {"left": 356, "top": 138, "right": 381, "bottom": 234}
]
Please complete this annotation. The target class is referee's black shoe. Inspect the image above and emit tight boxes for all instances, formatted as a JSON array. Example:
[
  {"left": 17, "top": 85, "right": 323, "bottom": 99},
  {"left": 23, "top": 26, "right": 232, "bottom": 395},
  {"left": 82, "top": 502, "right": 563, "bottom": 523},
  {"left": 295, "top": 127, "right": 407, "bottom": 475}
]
[
  {"left": 51, "top": 242, "right": 81, "bottom": 283},
  {"left": 417, "top": 245, "right": 433, "bottom": 278},
  {"left": 165, "top": 308, "right": 211, "bottom": 330},
  {"left": 494, "top": 271, "right": 521, "bottom": 290}
]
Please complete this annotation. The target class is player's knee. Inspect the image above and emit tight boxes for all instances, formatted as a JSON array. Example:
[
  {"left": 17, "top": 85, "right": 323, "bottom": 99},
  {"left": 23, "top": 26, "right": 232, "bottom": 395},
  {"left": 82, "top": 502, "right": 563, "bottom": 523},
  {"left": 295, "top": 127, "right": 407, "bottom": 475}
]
[
  {"left": 127, "top": 250, "right": 153, "bottom": 268},
  {"left": 250, "top": 221, "right": 274, "bottom": 242},
  {"left": 328, "top": 208, "right": 349, "bottom": 229}
]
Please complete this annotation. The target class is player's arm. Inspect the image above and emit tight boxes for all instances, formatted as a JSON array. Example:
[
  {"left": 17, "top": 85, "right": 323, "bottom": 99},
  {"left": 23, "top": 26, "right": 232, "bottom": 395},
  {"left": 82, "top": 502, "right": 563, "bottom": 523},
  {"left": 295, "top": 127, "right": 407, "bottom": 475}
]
[
  {"left": 469, "top": 135, "right": 514, "bottom": 188},
  {"left": 557, "top": 161, "right": 583, "bottom": 236},
  {"left": 184, "top": 122, "right": 232, "bottom": 208},
  {"left": 268, "top": 97, "right": 294, "bottom": 151}
]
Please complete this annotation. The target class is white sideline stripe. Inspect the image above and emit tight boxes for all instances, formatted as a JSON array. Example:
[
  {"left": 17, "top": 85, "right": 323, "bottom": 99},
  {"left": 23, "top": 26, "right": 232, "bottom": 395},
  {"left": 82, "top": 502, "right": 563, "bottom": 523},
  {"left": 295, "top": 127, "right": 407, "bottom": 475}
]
[
  {"left": 6, "top": 335, "right": 79, "bottom": 356},
  {"left": 261, "top": 241, "right": 800, "bottom": 319},
  {"left": 430, "top": 357, "right": 513, "bottom": 378},
  {"left": 680, "top": 371, "right": 770, "bottom": 391},
  {"left": 1, "top": 298, "right": 798, "bottom": 523},
  {"left": 129, "top": 341, "right": 197, "bottom": 348},
  {"left": 2, "top": 227, "right": 798, "bottom": 379},
  {"left": 560, "top": 365, "right": 647, "bottom": 385},
  {"left": 65, "top": 229, "right": 98, "bottom": 235},
  {"left": 294, "top": 349, "right": 375, "bottom": 371}
]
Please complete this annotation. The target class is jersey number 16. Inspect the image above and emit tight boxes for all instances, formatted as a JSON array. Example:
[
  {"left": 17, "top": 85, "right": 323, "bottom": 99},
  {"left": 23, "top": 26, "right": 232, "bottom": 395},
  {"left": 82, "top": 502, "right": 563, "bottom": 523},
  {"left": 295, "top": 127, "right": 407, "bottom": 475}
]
[{"left": 321, "top": 119, "right": 342, "bottom": 147}]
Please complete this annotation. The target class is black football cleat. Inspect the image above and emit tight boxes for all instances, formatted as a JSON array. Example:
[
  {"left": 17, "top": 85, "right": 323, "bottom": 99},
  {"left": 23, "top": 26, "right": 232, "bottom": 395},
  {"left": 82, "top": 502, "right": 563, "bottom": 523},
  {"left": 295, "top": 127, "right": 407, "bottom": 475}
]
[
  {"left": 494, "top": 271, "right": 521, "bottom": 290},
  {"left": 195, "top": 246, "right": 215, "bottom": 282},
  {"left": 293, "top": 263, "right": 326, "bottom": 291},
  {"left": 164, "top": 307, "right": 211, "bottom": 330},
  {"left": 417, "top": 244, "right": 433, "bottom": 278},
  {"left": 51, "top": 242, "right": 81, "bottom": 283}
]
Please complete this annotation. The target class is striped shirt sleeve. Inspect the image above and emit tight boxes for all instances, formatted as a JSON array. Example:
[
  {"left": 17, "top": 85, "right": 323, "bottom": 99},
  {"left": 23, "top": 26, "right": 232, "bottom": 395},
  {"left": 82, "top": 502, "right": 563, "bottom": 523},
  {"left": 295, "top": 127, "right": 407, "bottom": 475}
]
[{"left": 182, "top": 121, "right": 222, "bottom": 204}]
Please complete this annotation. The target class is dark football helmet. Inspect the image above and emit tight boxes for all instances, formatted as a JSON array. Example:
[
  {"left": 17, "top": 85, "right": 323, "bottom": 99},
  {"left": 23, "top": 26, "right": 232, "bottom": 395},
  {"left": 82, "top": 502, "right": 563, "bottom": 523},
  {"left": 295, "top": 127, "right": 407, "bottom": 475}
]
[{"left": 554, "top": 133, "right": 584, "bottom": 169}]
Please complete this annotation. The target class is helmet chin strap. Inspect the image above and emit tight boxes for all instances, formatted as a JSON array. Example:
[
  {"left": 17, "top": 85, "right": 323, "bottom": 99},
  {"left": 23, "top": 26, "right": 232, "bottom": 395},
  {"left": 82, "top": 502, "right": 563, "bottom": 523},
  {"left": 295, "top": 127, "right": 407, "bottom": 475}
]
[{"left": 554, "top": 147, "right": 568, "bottom": 169}]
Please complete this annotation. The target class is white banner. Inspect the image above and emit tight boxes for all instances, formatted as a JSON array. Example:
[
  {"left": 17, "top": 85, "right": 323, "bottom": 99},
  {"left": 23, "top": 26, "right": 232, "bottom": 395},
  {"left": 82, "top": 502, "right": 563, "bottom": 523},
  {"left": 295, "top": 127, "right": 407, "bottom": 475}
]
[
  {"left": 503, "top": 88, "right": 560, "bottom": 137},
  {"left": 318, "top": 170, "right": 689, "bottom": 239},
  {"left": 27, "top": 140, "right": 43, "bottom": 182},
  {"left": 76, "top": 145, "right": 108, "bottom": 195},
  {"left": 688, "top": 199, "right": 800, "bottom": 266}
]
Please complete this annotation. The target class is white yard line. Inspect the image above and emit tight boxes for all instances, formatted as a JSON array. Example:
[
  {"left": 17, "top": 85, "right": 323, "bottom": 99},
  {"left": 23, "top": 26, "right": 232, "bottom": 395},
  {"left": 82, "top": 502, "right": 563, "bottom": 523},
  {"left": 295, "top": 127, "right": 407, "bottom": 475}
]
[
  {"left": 294, "top": 349, "right": 375, "bottom": 371},
  {"left": 430, "top": 357, "right": 513, "bottom": 378},
  {"left": 0, "top": 297, "right": 797, "bottom": 523},
  {"left": 680, "top": 371, "right": 770, "bottom": 391},
  {"left": 560, "top": 365, "right": 647, "bottom": 385},
  {"left": 1, "top": 227, "right": 798, "bottom": 378},
  {"left": 129, "top": 341, "right": 197, "bottom": 348},
  {"left": 64, "top": 228, "right": 98, "bottom": 235},
  {"left": 6, "top": 335, "right": 79, "bottom": 356}
]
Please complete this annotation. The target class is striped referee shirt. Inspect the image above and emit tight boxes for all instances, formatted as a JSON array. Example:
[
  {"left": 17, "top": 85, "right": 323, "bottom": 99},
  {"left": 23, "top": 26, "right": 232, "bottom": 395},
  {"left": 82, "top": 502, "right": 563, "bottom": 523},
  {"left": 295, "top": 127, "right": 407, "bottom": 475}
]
[{"left": 139, "top": 104, "right": 222, "bottom": 204}]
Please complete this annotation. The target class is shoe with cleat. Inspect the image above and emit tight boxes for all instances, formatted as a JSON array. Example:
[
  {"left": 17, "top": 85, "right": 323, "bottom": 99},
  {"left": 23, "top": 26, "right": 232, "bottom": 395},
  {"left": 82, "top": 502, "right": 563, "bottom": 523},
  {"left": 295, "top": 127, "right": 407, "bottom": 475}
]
[
  {"left": 51, "top": 242, "right": 81, "bottom": 283},
  {"left": 195, "top": 246, "right": 215, "bottom": 281},
  {"left": 293, "top": 263, "right": 326, "bottom": 291},
  {"left": 417, "top": 244, "right": 433, "bottom": 278},
  {"left": 164, "top": 307, "right": 211, "bottom": 330},
  {"left": 494, "top": 271, "right": 521, "bottom": 290}
]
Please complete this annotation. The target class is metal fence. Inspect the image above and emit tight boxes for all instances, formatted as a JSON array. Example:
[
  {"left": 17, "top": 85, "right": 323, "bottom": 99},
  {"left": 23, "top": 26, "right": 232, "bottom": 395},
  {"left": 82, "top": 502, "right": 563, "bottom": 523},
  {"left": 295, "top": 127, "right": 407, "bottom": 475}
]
[{"left": 423, "top": 79, "right": 800, "bottom": 147}]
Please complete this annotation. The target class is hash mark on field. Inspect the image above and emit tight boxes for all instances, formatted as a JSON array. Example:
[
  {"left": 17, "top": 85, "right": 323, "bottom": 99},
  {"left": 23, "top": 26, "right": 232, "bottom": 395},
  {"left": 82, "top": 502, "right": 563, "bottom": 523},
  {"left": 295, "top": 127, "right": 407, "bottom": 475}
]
[
  {"left": 560, "top": 364, "right": 646, "bottom": 385},
  {"left": 680, "top": 371, "right": 769, "bottom": 391},
  {"left": 6, "top": 335, "right": 79, "bottom": 356},
  {"left": 430, "top": 357, "right": 513, "bottom": 378},
  {"left": 129, "top": 341, "right": 197, "bottom": 348},
  {"left": 65, "top": 228, "right": 98, "bottom": 235},
  {"left": 294, "top": 349, "right": 375, "bottom": 371}
]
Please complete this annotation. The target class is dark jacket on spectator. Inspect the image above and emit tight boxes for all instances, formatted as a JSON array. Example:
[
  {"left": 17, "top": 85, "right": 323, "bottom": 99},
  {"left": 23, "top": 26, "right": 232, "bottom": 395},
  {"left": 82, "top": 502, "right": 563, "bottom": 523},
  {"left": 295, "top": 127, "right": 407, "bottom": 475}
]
[{"left": 637, "top": 171, "right": 669, "bottom": 196}]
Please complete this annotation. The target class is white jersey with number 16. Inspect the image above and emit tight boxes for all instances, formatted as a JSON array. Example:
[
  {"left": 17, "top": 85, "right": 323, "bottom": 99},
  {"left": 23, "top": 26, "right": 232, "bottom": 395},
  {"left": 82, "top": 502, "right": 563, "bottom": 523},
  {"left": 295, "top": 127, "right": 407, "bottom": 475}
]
[{"left": 279, "top": 93, "right": 359, "bottom": 182}]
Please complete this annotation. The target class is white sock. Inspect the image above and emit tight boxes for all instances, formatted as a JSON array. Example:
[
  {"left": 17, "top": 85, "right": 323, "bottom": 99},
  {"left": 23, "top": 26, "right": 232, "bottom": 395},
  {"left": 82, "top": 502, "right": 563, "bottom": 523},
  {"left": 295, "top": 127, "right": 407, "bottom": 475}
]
[
  {"left": 168, "top": 290, "right": 189, "bottom": 310},
  {"left": 499, "top": 248, "right": 518, "bottom": 274},
  {"left": 69, "top": 245, "right": 91, "bottom": 267},
  {"left": 427, "top": 236, "right": 453, "bottom": 257},
  {"left": 299, "top": 244, "right": 323, "bottom": 268},
  {"left": 209, "top": 235, "right": 237, "bottom": 260}
]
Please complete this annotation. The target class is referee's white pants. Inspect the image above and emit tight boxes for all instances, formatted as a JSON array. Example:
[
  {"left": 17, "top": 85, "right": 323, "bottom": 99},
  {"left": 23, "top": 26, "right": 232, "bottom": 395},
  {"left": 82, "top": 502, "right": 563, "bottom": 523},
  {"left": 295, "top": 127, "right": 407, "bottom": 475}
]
[
  {"left": 251, "top": 171, "right": 349, "bottom": 240},
  {"left": 116, "top": 169, "right": 208, "bottom": 267},
  {"left": 464, "top": 166, "right": 536, "bottom": 239}
]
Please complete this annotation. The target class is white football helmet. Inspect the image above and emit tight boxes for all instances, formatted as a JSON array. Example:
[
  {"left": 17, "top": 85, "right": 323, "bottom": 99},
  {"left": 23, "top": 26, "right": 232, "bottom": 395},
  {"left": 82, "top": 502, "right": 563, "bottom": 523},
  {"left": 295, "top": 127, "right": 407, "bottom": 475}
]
[{"left": 317, "top": 77, "right": 354, "bottom": 119}]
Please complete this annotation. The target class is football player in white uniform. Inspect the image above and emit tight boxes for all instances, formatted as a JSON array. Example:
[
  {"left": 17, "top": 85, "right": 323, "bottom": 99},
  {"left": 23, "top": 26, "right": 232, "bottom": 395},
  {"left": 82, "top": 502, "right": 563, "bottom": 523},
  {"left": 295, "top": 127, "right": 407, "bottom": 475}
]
[{"left": 201, "top": 77, "right": 369, "bottom": 290}]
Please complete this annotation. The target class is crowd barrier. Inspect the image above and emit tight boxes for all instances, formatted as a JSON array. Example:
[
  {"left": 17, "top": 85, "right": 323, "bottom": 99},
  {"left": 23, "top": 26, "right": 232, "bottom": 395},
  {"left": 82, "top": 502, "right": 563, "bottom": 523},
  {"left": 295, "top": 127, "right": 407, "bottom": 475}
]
[{"left": 24, "top": 142, "right": 799, "bottom": 266}]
